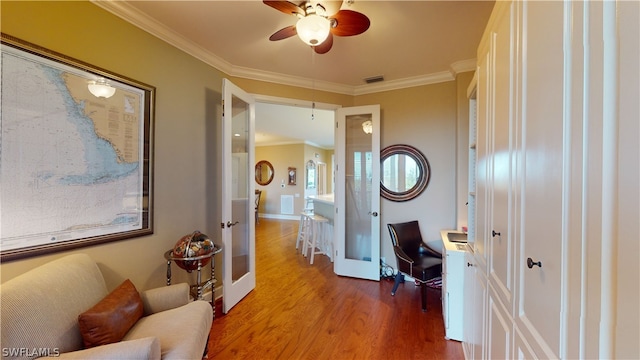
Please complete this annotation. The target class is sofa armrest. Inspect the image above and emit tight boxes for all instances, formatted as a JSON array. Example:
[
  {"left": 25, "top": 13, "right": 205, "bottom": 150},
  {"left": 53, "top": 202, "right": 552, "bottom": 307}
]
[
  {"left": 140, "top": 283, "right": 190, "bottom": 315},
  {"left": 42, "top": 337, "right": 160, "bottom": 360}
]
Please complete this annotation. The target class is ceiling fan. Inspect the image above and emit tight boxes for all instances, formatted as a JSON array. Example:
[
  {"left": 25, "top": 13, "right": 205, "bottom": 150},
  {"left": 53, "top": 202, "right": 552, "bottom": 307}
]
[{"left": 263, "top": 1, "right": 370, "bottom": 54}]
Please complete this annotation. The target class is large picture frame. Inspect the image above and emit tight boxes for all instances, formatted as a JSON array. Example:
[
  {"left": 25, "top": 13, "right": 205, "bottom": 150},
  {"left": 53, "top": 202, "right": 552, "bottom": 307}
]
[{"left": 0, "top": 34, "right": 155, "bottom": 261}]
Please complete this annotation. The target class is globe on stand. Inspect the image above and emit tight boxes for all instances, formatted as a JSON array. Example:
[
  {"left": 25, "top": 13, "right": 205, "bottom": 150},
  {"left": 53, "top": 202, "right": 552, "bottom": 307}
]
[{"left": 172, "top": 231, "right": 214, "bottom": 272}]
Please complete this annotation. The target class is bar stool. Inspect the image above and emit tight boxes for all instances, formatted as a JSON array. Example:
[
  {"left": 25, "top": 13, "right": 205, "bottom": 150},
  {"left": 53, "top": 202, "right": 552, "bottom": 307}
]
[
  {"left": 323, "top": 221, "right": 334, "bottom": 262},
  {"left": 303, "top": 213, "right": 329, "bottom": 265},
  {"left": 304, "top": 197, "right": 314, "bottom": 212},
  {"left": 295, "top": 211, "right": 312, "bottom": 251}
]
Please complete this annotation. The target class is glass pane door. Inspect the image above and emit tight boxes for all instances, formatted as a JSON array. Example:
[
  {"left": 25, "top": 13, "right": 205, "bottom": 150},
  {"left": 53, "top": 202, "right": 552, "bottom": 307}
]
[
  {"left": 334, "top": 105, "right": 380, "bottom": 280},
  {"left": 222, "top": 79, "right": 255, "bottom": 313}
]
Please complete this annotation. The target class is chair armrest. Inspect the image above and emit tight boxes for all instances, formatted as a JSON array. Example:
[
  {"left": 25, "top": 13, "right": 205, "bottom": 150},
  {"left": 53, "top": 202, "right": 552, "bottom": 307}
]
[
  {"left": 44, "top": 337, "right": 160, "bottom": 360},
  {"left": 393, "top": 246, "right": 414, "bottom": 265},
  {"left": 419, "top": 243, "right": 442, "bottom": 258},
  {"left": 394, "top": 246, "right": 416, "bottom": 278},
  {"left": 140, "top": 283, "right": 190, "bottom": 315}
]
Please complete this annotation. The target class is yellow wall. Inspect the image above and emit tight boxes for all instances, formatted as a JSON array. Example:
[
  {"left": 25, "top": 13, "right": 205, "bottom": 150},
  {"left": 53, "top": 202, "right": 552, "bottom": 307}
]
[
  {"left": 229, "top": 77, "right": 354, "bottom": 108},
  {"left": 1, "top": 1, "right": 230, "bottom": 290},
  {"left": 1, "top": 1, "right": 471, "bottom": 287},
  {"left": 255, "top": 144, "right": 304, "bottom": 216},
  {"left": 255, "top": 144, "right": 332, "bottom": 218},
  {"left": 355, "top": 80, "right": 469, "bottom": 256}
]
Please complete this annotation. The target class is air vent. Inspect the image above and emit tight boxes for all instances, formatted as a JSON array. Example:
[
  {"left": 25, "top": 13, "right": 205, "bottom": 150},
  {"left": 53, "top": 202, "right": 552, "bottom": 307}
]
[{"left": 364, "top": 75, "right": 384, "bottom": 84}]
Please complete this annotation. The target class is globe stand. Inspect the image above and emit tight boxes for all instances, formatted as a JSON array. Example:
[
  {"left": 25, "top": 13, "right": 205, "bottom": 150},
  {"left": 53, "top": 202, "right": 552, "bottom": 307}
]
[{"left": 164, "top": 245, "right": 222, "bottom": 319}]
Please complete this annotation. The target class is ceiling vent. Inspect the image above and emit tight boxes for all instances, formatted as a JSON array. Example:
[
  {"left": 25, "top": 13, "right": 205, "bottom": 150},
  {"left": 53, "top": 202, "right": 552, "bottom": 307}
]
[{"left": 364, "top": 75, "right": 384, "bottom": 84}]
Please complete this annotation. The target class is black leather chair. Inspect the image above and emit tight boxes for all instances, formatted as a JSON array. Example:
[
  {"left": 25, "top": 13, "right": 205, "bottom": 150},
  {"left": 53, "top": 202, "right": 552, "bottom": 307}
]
[{"left": 387, "top": 221, "right": 442, "bottom": 312}]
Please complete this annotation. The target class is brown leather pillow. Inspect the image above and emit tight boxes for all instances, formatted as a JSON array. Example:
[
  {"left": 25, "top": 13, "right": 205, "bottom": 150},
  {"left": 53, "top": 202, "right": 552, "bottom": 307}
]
[{"left": 78, "top": 279, "right": 144, "bottom": 348}]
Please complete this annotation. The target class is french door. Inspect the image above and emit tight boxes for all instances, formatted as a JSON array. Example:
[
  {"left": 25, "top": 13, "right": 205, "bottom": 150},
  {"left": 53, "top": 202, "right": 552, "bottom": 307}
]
[
  {"left": 221, "top": 79, "right": 256, "bottom": 313},
  {"left": 334, "top": 105, "right": 381, "bottom": 280}
]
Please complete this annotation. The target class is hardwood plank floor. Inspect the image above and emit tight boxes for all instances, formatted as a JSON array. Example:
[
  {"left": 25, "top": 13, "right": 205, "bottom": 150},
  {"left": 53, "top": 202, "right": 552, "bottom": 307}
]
[{"left": 207, "top": 219, "right": 463, "bottom": 359}]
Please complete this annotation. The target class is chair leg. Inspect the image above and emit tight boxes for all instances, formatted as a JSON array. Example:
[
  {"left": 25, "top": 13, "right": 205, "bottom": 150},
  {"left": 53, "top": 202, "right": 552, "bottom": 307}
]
[
  {"left": 391, "top": 272, "right": 404, "bottom": 295},
  {"left": 309, "top": 219, "right": 321, "bottom": 265},
  {"left": 296, "top": 214, "right": 305, "bottom": 250},
  {"left": 420, "top": 282, "right": 428, "bottom": 312}
]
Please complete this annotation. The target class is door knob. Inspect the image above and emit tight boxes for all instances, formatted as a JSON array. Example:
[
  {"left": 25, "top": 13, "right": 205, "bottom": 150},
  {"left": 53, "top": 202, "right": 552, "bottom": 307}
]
[
  {"left": 492, "top": 230, "right": 501, "bottom": 237},
  {"left": 368, "top": 211, "right": 378, "bottom": 217},
  {"left": 226, "top": 221, "right": 239, "bottom": 228},
  {"left": 527, "top": 257, "right": 542, "bottom": 269}
]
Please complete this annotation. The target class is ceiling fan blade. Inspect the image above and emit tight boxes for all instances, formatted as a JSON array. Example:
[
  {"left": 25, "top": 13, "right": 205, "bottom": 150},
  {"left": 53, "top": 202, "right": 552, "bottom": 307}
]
[
  {"left": 263, "top": 1, "right": 304, "bottom": 16},
  {"left": 319, "top": 1, "right": 343, "bottom": 16},
  {"left": 314, "top": 33, "right": 334, "bottom": 54},
  {"left": 269, "top": 26, "right": 297, "bottom": 41},
  {"left": 330, "top": 9, "right": 370, "bottom": 37}
]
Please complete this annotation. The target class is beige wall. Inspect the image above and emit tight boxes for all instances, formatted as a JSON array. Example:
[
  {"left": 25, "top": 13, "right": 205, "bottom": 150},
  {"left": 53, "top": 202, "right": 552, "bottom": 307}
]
[
  {"left": 1, "top": 1, "right": 471, "bottom": 287},
  {"left": 255, "top": 144, "right": 303, "bottom": 217},
  {"left": 355, "top": 79, "right": 471, "bottom": 259},
  {"left": 1, "top": 0, "right": 229, "bottom": 290},
  {"left": 255, "top": 144, "right": 332, "bottom": 218}
]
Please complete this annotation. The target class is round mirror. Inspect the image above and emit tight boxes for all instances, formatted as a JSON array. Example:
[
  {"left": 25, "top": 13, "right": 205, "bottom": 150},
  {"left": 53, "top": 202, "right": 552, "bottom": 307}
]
[
  {"left": 380, "top": 144, "right": 430, "bottom": 202},
  {"left": 255, "top": 160, "right": 274, "bottom": 185}
]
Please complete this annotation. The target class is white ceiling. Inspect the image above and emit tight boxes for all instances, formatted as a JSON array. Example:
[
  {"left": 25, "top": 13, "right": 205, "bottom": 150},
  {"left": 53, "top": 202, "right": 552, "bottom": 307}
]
[
  {"left": 94, "top": 0, "right": 494, "bottom": 148},
  {"left": 256, "top": 102, "right": 335, "bottom": 149}
]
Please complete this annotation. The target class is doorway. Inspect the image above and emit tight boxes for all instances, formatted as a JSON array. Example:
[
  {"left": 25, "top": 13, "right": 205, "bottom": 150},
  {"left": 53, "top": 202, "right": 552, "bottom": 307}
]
[{"left": 254, "top": 97, "right": 336, "bottom": 220}]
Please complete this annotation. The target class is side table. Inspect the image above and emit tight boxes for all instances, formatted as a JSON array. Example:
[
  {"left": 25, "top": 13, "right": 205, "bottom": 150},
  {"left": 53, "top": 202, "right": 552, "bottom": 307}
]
[{"left": 164, "top": 245, "right": 223, "bottom": 318}]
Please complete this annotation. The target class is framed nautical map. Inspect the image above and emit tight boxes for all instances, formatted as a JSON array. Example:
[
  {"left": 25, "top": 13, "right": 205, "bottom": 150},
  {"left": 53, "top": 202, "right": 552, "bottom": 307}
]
[{"left": 0, "top": 34, "right": 155, "bottom": 261}]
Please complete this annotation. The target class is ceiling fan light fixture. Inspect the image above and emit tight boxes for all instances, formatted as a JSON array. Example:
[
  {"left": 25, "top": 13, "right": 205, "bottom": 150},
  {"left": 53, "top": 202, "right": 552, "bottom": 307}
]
[{"left": 296, "top": 14, "right": 330, "bottom": 46}]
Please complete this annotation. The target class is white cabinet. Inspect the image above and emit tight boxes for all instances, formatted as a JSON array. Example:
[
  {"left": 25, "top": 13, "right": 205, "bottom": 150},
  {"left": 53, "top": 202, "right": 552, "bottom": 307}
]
[
  {"left": 441, "top": 231, "right": 468, "bottom": 341},
  {"left": 484, "top": 1, "right": 514, "bottom": 313},
  {"left": 463, "top": 251, "right": 487, "bottom": 360},
  {"left": 487, "top": 283, "right": 512, "bottom": 359},
  {"left": 464, "top": 0, "right": 639, "bottom": 359},
  {"left": 513, "top": 2, "right": 564, "bottom": 357}
]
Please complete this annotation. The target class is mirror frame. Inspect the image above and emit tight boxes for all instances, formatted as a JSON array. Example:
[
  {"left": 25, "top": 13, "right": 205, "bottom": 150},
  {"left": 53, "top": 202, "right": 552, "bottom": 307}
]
[
  {"left": 305, "top": 160, "right": 316, "bottom": 189},
  {"left": 255, "top": 160, "right": 274, "bottom": 186},
  {"left": 380, "top": 144, "right": 430, "bottom": 202}
]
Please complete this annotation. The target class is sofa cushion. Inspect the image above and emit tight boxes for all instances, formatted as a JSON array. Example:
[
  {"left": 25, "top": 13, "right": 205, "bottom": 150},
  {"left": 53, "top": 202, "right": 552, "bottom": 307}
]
[
  {"left": 124, "top": 300, "right": 213, "bottom": 360},
  {"left": 1, "top": 254, "right": 108, "bottom": 355},
  {"left": 78, "top": 279, "right": 144, "bottom": 348}
]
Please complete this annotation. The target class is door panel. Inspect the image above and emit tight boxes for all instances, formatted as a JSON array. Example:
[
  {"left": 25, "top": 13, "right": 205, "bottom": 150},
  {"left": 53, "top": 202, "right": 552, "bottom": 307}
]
[
  {"left": 334, "top": 105, "right": 380, "bottom": 280},
  {"left": 475, "top": 50, "right": 490, "bottom": 274},
  {"left": 488, "top": 0, "right": 514, "bottom": 314},
  {"left": 515, "top": 2, "right": 563, "bottom": 357},
  {"left": 222, "top": 79, "right": 256, "bottom": 313}
]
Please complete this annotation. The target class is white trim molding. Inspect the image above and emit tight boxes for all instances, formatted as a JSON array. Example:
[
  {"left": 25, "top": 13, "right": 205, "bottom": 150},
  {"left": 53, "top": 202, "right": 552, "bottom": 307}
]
[{"left": 92, "top": 0, "right": 475, "bottom": 96}]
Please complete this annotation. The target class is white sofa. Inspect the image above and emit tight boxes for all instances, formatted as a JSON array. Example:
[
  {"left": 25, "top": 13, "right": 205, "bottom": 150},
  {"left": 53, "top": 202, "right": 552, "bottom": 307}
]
[{"left": 0, "top": 253, "right": 212, "bottom": 359}]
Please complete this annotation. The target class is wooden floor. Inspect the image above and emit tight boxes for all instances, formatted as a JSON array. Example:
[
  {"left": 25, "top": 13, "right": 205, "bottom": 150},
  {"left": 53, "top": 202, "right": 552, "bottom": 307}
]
[{"left": 207, "top": 219, "right": 463, "bottom": 359}]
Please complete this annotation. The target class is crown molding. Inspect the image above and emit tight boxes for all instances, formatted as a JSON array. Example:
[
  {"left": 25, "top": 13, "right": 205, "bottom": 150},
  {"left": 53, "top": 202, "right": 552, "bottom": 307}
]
[
  {"left": 256, "top": 139, "right": 331, "bottom": 149},
  {"left": 353, "top": 70, "right": 456, "bottom": 95},
  {"left": 92, "top": 1, "right": 235, "bottom": 73},
  {"left": 92, "top": 1, "right": 476, "bottom": 96},
  {"left": 231, "top": 65, "right": 355, "bottom": 95}
]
